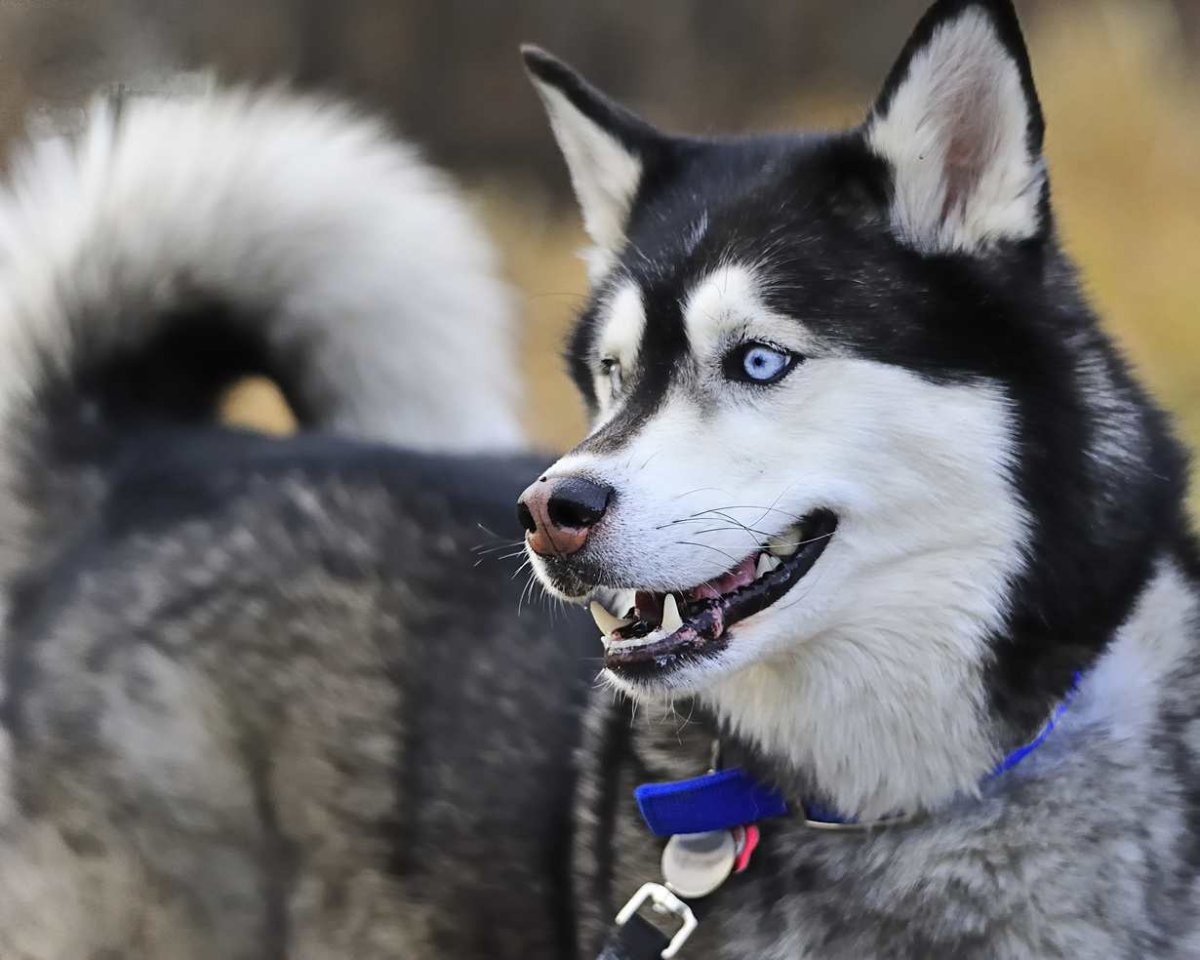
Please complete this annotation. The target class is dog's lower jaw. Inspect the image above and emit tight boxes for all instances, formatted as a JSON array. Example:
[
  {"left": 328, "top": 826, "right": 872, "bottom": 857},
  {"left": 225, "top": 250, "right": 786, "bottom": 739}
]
[{"left": 596, "top": 530, "right": 1020, "bottom": 818}]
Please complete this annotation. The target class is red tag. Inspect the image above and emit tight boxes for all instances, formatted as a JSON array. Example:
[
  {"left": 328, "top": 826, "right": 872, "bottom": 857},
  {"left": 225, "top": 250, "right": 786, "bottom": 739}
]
[{"left": 733, "top": 824, "right": 761, "bottom": 874}]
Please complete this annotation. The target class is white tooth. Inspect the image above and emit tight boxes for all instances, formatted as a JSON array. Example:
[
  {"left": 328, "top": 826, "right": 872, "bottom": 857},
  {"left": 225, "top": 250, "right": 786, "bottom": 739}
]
[
  {"left": 605, "top": 628, "right": 669, "bottom": 651},
  {"left": 756, "top": 553, "right": 780, "bottom": 578},
  {"left": 590, "top": 601, "right": 632, "bottom": 637},
  {"left": 615, "top": 589, "right": 637, "bottom": 619},
  {"left": 768, "top": 527, "right": 802, "bottom": 558},
  {"left": 661, "top": 594, "right": 683, "bottom": 633}
]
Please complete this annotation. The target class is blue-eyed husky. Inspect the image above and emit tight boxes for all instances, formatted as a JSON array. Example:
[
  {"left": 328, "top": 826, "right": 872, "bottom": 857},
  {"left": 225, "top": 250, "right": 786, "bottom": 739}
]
[
  {"left": 0, "top": 1, "right": 1197, "bottom": 958},
  {"left": 518, "top": 0, "right": 1200, "bottom": 955}
]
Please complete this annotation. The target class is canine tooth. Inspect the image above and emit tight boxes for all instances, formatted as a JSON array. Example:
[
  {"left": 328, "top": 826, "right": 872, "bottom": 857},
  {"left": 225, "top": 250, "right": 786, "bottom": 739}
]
[
  {"left": 661, "top": 594, "right": 683, "bottom": 633},
  {"left": 756, "top": 553, "right": 781, "bottom": 578},
  {"left": 590, "top": 601, "right": 631, "bottom": 636}
]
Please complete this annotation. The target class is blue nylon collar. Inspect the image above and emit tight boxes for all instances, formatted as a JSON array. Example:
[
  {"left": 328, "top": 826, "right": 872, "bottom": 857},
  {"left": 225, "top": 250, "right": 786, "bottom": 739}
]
[
  {"left": 635, "top": 768, "right": 788, "bottom": 837},
  {"left": 635, "top": 674, "right": 1081, "bottom": 834}
]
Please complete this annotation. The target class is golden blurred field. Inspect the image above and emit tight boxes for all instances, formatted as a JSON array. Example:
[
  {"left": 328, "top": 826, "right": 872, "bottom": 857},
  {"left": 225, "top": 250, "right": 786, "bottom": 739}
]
[
  {"left": 200, "top": 5, "right": 1197, "bottom": 519},
  {"left": 454, "top": 3, "right": 1200, "bottom": 521}
]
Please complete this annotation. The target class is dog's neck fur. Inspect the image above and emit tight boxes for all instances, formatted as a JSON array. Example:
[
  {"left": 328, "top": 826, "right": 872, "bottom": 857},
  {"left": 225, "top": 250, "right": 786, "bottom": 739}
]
[
  {"left": 1077, "top": 558, "right": 1199, "bottom": 744},
  {"left": 700, "top": 582, "right": 1002, "bottom": 822},
  {"left": 699, "top": 552, "right": 1198, "bottom": 822}
]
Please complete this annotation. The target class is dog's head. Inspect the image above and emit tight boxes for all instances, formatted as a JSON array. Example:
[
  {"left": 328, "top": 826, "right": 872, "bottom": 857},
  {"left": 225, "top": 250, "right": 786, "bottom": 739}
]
[{"left": 519, "top": 0, "right": 1187, "bottom": 816}]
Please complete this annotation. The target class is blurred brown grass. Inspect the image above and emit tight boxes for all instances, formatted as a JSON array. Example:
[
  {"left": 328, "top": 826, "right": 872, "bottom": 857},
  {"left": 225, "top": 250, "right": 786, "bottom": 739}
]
[
  {"left": 221, "top": 5, "right": 1197, "bottom": 521},
  {"left": 472, "top": 3, "right": 1199, "bottom": 520}
]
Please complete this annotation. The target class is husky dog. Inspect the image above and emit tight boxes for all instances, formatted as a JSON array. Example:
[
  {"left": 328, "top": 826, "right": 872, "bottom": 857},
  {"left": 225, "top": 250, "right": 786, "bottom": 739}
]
[
  {"left": 4, "top": 2, "right": 1199, "bottom": 959},
  {"left": 0, "top": 88, "right": 604, "bottom": 959},
  {"left": 519, "top": 0, "right": 1200, "bottom": 955}
]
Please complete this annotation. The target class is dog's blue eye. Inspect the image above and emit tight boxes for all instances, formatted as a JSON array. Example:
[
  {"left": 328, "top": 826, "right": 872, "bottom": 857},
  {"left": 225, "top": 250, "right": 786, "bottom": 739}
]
[{"left": 725, "top": 343, "right": 797, "bottom": 385}]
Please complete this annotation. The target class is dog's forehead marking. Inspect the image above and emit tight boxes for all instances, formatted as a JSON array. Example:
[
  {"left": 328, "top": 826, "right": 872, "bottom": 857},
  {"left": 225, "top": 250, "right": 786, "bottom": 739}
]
[
  {"left": 596, "top": 280, "right": 646, "bottom": 367},
  {"left": 682, "top": 263, "right": 764, "bottom": 355}
]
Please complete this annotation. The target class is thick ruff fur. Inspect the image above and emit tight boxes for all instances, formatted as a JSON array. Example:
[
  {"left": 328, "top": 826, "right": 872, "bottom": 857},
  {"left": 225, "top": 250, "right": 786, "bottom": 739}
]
[{"left": 524, "top": 0, "right": 1200, "bottom": 955}]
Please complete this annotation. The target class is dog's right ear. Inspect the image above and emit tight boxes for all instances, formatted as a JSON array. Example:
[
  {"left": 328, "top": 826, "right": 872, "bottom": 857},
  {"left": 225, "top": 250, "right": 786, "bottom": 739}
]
[{"left": 522, "top": 46, "right": 663, "bottom": 258}]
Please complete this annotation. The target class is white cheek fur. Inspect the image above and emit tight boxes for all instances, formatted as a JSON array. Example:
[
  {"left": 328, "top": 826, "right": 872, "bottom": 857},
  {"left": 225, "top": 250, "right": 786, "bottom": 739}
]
[{"left": 544, "top": 357, "right": 1028, "bottom": 819}]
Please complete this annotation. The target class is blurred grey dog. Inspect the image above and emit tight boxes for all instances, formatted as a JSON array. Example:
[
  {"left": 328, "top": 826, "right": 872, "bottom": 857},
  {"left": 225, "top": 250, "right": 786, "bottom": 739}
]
[{"left": 0, "top": 87, "right": 597, "bottom": 959}]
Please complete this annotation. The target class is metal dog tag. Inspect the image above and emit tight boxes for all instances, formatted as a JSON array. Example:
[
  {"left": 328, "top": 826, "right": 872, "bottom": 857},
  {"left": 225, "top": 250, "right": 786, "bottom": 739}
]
[{"left": 661, "top": 830, "right": 737, "bottom": 899}]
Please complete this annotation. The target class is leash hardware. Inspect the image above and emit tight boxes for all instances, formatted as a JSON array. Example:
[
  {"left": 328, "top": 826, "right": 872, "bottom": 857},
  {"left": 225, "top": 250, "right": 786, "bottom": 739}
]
[
  {"left": 800, "top": 810, "right": 917, "bottom": 832},
  {"left": 614, "top": 882, "right": 698, "bottom": 959}
]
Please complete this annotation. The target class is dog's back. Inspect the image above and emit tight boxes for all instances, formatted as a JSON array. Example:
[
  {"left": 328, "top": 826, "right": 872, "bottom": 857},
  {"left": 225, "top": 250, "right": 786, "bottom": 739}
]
[
  {"left": 0, "top": 89, "right": 591, "bottom": 959},
  {"left": 6, "top": 436, "right": 592, "bottom": 959}
]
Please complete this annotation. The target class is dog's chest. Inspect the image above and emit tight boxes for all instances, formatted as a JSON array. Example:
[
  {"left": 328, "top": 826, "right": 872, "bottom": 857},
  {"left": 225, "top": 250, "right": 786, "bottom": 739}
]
[{"left": 572, "top": 696, "right": 1188, "bottom": 959}]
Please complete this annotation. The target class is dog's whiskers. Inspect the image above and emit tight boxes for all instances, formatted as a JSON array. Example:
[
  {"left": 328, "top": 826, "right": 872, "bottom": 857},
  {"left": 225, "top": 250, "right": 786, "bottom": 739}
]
[
  {"left": 751, "top": 488, "right": 795, "bottom": 530},
  {"left": 472, "top": 539, "right": 525, "bottom": 554},
  {"left": 656, "top": 517, "right": 771, "bottom": 538},
  {"left": 661, "top": 503, "right": 810, "bottom": 528},
  {"left": 517, "top": 570, "right": 539, "bottom": 615},
  {"left": 676, "top": 540, "right": 743, "bottom": 567},
  {"left": 669, "top": 486, "right": 728, "bottom": 502}
]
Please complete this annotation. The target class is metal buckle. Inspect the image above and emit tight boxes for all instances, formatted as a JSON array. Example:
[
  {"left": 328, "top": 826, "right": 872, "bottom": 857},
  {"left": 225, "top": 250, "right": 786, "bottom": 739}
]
[{"left": 615, "top": 882, "right": 699, "bottom": 959}]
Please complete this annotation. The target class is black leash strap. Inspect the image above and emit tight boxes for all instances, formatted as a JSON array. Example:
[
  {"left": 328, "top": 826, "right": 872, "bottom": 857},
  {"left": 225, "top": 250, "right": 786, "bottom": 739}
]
[
  {"left": 598, "top": 883, "right": 698, "bottom": 960},
  {"left": 597, "top": 913, "right": 672, "bottom": 960}
]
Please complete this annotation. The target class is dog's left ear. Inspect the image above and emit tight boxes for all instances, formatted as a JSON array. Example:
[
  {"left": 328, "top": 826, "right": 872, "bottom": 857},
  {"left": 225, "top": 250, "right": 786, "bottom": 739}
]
[
  {"left": 522, "top": 46, "right": 665, "bottom": 259},
  {"left": 865, "top": 0, "right": 1048, "bottom": 256}
]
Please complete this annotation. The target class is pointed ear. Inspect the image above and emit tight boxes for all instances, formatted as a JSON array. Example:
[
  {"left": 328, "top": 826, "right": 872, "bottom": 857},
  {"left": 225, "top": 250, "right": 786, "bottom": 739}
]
[
  {"left": 865, "top": 0, "right": 1048, "bottom": 255},
  {"left": 522, "top": 45, "right": 662, "bottom": 256}
]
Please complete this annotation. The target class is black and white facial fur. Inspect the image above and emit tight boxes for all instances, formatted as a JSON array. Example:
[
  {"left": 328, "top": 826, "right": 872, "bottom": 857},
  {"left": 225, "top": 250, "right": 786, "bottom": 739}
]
[{"left": 524, "top": 0, "right": 1199, "bottom": 827}]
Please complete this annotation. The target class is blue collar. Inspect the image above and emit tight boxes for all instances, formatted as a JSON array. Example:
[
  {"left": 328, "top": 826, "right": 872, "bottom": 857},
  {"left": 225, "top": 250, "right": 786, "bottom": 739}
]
[{"left": 635, "top": 675, "right": 1081, "bottom": 835}]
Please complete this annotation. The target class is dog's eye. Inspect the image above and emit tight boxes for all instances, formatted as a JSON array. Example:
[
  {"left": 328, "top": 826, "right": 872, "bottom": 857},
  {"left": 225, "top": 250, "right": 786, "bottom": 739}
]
[
  {"left": 724, "top": 342, "right": 797, "bottom": 385},
  {"left": 600, "top": 357, "right": 623, "bottom": 397}
]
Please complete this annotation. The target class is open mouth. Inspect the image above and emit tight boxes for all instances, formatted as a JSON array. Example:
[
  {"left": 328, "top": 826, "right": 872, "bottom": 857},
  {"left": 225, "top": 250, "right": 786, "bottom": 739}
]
[{"left": 590, "top": 510, "right": 837, "bottom": 677}]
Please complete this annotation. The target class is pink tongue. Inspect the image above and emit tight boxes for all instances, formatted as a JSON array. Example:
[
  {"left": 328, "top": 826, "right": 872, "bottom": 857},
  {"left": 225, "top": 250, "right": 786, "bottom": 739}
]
[{"left": 689, "top": 555, "right": 758, "bottom": 601}]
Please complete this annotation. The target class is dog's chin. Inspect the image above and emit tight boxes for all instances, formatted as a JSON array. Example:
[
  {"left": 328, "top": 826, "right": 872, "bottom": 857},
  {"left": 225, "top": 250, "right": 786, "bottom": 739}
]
[
  {"left": 525, "top": 560, "right": 595, "bottom": 604},
  {"left": 564, "top": 510, "right": 838, "bottom": 692}
]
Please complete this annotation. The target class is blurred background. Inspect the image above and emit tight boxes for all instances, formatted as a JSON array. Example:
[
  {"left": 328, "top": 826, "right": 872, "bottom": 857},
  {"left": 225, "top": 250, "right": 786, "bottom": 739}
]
[{"left": 1, "top": 0, "right": 1196, "bottom": 514}]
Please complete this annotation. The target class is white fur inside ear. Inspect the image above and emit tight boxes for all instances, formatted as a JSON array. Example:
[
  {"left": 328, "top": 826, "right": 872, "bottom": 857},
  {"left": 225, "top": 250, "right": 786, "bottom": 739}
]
[
  {"left": 532, "top": 81, "right": 642, "bottom": 252},
  {"left": 868, "top": 8, "right": 1044, "bottom": 255}
]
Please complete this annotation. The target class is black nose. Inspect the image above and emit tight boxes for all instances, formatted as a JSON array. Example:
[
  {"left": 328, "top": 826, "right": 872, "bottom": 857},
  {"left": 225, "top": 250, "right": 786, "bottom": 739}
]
[
  {"left": 517, "top": 475, "right": 614, "bottom": 557},
  {"left": 547, "top": 476, "right": 612, "bottom": 530}
]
